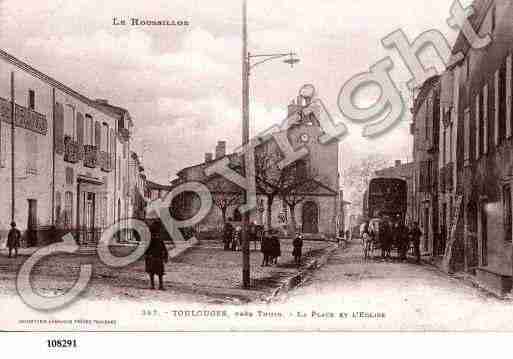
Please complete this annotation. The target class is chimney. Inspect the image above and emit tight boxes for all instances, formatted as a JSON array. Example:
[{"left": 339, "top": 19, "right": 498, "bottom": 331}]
[
  {"left": 395, "top": 160, "right": 402, "bottom": 167},
  {"left": 205, "top": 153, "right": 213, "bottom": 163},
  {"left": 215, "top": 141, "right": 226, "bottom": 159}
]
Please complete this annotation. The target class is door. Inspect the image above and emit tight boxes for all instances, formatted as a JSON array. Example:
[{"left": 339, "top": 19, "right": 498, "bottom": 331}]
[
  {"left": 302, "top": 201, "right": 319, "bottom": 234},
  {"left": 481, "top": 203, "right": 488, "bottom": 266},
  {"left": 423, "top": 206, "right": 429, "bottom": 251},
  {"left": 27, "top": 199, "right": 38, "bottom": 246},
  {"left": 83, "top": 192, "right": 96, "bottom": 244}
]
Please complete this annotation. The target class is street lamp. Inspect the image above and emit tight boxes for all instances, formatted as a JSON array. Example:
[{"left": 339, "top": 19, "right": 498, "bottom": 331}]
[{"left": 241, "top": 0, "right": 300, "bottom": 289}]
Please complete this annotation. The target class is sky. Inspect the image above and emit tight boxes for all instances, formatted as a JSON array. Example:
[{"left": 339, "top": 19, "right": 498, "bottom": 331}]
[{"left": 0, "top": 0, "right": 472, "bottom": 183}]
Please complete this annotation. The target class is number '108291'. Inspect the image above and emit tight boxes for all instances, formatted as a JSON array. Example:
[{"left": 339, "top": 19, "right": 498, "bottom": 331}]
[{"left": 47, "top": 339, "right": 77, "bottom": 348}]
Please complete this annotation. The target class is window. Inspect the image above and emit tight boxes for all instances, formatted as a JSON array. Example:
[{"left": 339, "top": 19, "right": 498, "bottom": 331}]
[
  {"left": 64, "top": 104, "right": 76, "bottom": 139},
  {"left": 475, "top": 94, "right": 480, "bottom": 159},
  {"left": 499, "top": 62, "right": 507, "bottom": 143},
  {"left": 102, "top": 123, "right": 109, "bottom": 152},
  {"left": 25, "top": 132, "right": 38, "bottom": 175},
  {"left": 483, "top": 84, "right": 489, "bottom": 154},
  {"left": 0, "top": 123, "right": 7, "bottom": 167},
  {"left": 433, "top": 91, "right": 440, "bottom": 148},
  {"left": 94, "top": 121, "right": 101, "bottom": 148},
  {"left": 84, "top": 114, "right": 93, "bottom": 145},
  {"left": 464, "top": 108, "right": 470, "bottom": 162},
  {"left": 65, "top": 167, "right": 74, "bottom": 185},
  {"left": 64, "top": 191, "right": 74, "bottom": 229},
  {"left": 28, "top": 89, "right": 35, "bottom": 110},
  {"left": 504, "top": 184, "right": 512, "bottom": 242}
]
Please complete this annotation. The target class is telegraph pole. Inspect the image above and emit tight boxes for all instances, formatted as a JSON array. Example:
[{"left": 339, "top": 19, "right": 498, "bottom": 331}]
[
  {"left": 10, "top": 71, "right": 15, "bottom": 223},
  {"left": 240, "top": 0, "right": 299, "bottom": 289},
  {"left": 241, "top": 0, "right": 251, "bottom": 288}
]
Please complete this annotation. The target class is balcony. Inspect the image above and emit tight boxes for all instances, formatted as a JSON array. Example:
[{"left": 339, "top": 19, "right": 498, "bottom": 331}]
[
  {"left": 64, "top": 136, "right": 80, "bottom": 164},
  {"left": 84, "top": 145, "right": 98, "bottom": 168},
  {"left": 99, "top": 151, "right": 113, "bottom": 172}
]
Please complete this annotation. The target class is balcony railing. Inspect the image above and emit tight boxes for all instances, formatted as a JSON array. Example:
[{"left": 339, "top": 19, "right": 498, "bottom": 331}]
[
  {"left": 64, "top": 136, "right": 80, "bottom": 164},
  {"left": 84, "top": 145, "right": 98, "bottom": 168},
  {"left": 99, "top": 151, "right": 113, "bottom": 172}
]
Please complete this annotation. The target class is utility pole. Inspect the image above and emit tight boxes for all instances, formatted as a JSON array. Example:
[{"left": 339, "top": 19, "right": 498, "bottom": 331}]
[
  {"left": 10, "top": 71, "right": 15, "bottom": 223},
  {"left": 241, "top": 0, "right": 251, "bottom": 288},
  {"left": 240, "top": 0, "right": 299, "bottom": 289}
]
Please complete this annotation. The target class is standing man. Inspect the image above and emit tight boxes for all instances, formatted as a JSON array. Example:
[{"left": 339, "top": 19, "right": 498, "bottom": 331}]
[
  {"left": 223, "top": 221, "right": 233, "bottom": 251},
  {"left": 145, "top": 222, "right": 169, "bottom": 290},
  {"left": 410, "top": 222, "right": 423, "bottom": 263},
  {"left": 7, "top": 221, "right": 21, "bottom": 258},
  {"left": 396, "top": 221, "right": 409, "bottom": 261},
  {"left": 292, "top": 232, "right": 303, "bottom": 267}
]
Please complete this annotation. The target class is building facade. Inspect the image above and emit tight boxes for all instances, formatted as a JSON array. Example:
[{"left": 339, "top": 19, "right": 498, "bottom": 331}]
[
  {"left": 170, "top": 96, "right": 340, "bottom": 238},
  {"left": 410, "top": 76, "right": 441, "bottom": 255},
  {"left": 0, "top": 50, "right": 132, "bottom": 246},
  {"left": 410, "top": 0, "right": 513, "bottom": 294}
]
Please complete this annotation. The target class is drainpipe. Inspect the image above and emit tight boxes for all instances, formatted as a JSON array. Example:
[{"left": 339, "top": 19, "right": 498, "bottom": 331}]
[
  {"left": 10, "top": 72, "right": 15, "bottom": 223},
  {"left": 51, "top": 87, "right": 56, "bottom": 225}
]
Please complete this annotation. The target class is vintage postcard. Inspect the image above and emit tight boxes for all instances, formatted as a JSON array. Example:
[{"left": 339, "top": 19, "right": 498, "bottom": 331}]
[{"left": 1, "top": 0, "right": 513, "bottom": 333}]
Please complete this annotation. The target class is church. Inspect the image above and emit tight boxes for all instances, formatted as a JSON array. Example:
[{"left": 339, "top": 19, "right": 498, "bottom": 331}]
[{"left": 170, "top": 91, "right": 341, "bottom": 239}]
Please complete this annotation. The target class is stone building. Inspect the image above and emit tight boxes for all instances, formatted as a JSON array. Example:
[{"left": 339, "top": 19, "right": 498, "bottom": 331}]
[
  {"left": 410, "top": 0, "right": 513, "bottom": 295},
  {"left": 170, "top": 95, "right": 340, "bottom": 238},
  {"left": 0, "top": 49, "right": 132, "bottom": 246},
  {"left": 410, "top": 76, "right": 441, "bottom": 255}
]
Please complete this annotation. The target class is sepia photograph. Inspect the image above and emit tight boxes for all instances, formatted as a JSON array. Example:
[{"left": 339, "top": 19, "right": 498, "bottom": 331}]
[{"left": 1, "top": 0, "right": 513, "bottom": 336}]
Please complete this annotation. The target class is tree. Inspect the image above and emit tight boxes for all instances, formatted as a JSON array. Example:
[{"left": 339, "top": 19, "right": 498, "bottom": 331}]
[
  {"left": 341, "top": 154, "right": 390, "bottom": 212},
  {"left": 254, "top": 141, "right": 283, "bottom": 229},
  {"left": 255, "top": 139, "right": 322, "bottom": 231},
  {"left": 207, "top": 176, "right": 243, "bottom": 224}
]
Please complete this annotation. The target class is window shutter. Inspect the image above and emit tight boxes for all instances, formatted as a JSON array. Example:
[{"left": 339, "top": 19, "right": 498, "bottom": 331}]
[
  {"left": 76, "top": 112, "right": 84, "bottom": 160},
  {"left": 76, "top": 113, "right": 84, "bottom": 146},
  {"left": 508, "top": 54, "right": 513, "bottom": 138},
  {"left": 55, "top": 102, "right": 64, "bottom": 154},
  {"left": 95, "top": 121, "right": 101, "bottom": 148}
]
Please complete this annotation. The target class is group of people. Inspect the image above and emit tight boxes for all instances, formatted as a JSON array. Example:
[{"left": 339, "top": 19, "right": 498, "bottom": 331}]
[
  {"left": 222, "top": 222, "right": 304, "bottom": 268},
  {"left": 361, "top": 217, "right": 423, "bottom": 263},
  {"left": 260, "top": 232, "right": 282, "bottom": 266}
]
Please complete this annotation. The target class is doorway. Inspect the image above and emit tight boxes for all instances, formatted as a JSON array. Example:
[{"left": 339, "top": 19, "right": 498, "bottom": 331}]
[{"left": 302, "top": 201, "right": 319, "bottom": 234}]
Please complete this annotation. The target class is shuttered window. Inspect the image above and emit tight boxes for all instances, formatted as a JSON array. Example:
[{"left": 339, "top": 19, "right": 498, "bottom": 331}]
[
  {"left": 76, "top": 112, "right": 84, "bottom": 147},
  {"left": 94, "top": 121, "right": 101, "bottom": 148},
  {"left": 55, "top": 102, "right": 64, "bottom": 154}
]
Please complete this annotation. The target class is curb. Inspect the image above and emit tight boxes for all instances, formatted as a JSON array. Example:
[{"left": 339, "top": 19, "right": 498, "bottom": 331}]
[{"left": 265, "top": 241, "right": 346, "bottom": 303}]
